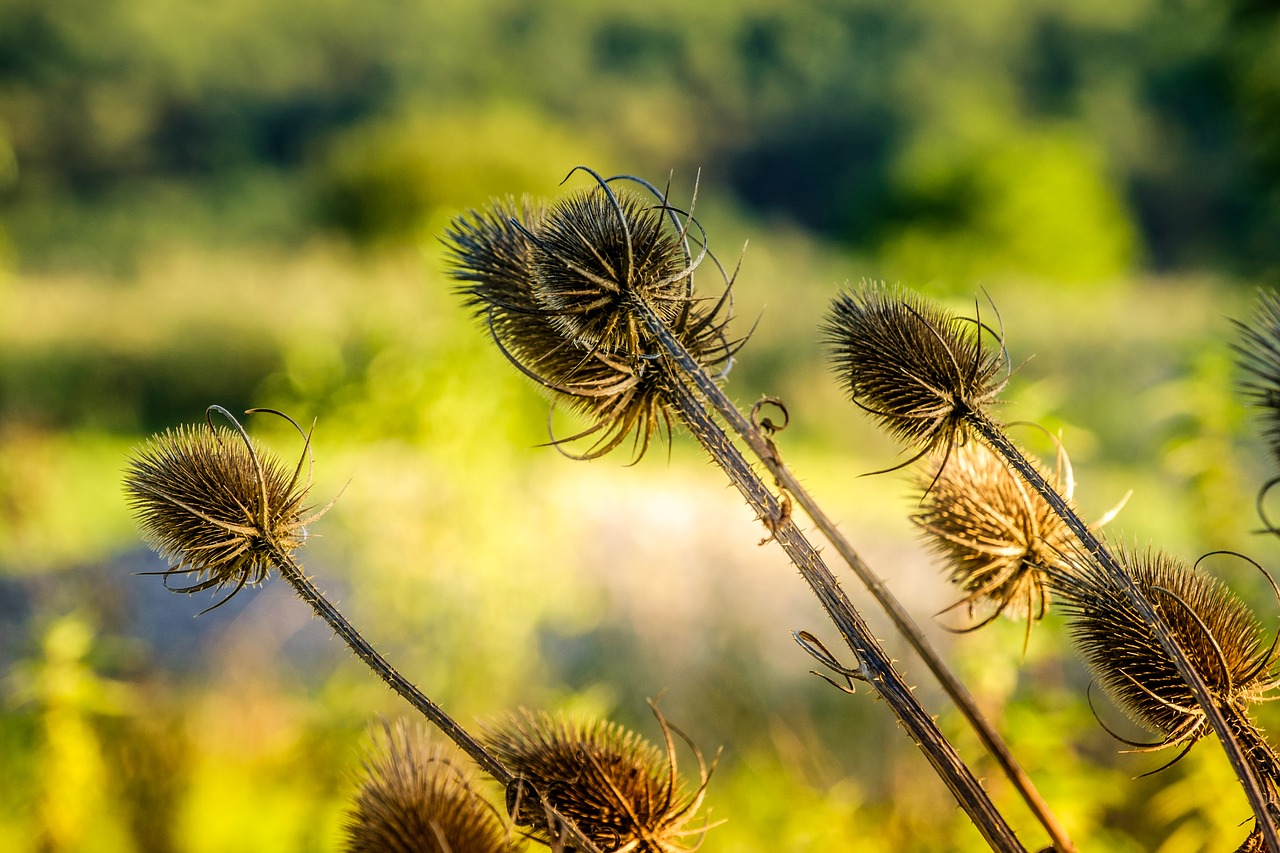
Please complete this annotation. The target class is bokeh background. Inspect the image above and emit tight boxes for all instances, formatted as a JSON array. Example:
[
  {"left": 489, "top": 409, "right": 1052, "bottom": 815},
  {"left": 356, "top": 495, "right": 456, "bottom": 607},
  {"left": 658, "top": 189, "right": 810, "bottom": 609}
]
[{"left": 2, "top": 1, "right": 1280, "bottom": 850}]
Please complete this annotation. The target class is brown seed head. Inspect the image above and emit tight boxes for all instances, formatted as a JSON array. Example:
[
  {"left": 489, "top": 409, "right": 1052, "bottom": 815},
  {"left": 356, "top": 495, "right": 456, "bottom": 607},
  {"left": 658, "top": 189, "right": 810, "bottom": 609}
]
[
  {"left": 913, "top": 442, "right": 1077, "bottom": 630},
  {"left": 345, "top": 720, "right": 514, "bottom": 853},
  {"left": 825, "top": 283, "right": 1006, "bottom": 459},
  {"left": 123, "top": 408, "right": 316, "bottom": 607},
  {"left": 444, "top": 175, "right": 738, "bottom": 462},
  {"left": 482, "top": 708, "right": 713, "bottom": 853},
  {"left": 1059, "top": 547, "right": 1278, "bottom": 756}
]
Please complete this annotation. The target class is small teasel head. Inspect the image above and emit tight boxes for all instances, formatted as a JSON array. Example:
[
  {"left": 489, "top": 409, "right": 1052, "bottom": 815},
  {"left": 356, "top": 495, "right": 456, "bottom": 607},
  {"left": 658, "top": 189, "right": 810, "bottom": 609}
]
[
  {"left": 345, "top": 719, "right": 515, "bottom": 853},
  {"left": 1058, "top": 546, "right": 1280, "bottom": 769},
  {"left": 913, "top": 441, "right": 1079, "bottom": 636},
  {"left": 444, "top": 170, "right": 740, "bottom": 462},
  {"left": 123, "top": 406, "right": 327, "bottom": 610},
  {"left": 824, "top": 283, "right": 1008, "bottom": 466},
  {"left": 482, "top": 703, "right": 715, "bottom": 852}
]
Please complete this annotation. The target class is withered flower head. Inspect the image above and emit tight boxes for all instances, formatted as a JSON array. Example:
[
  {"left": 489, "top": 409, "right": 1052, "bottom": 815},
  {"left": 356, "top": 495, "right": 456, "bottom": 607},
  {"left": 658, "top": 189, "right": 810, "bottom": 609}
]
[
  {"left": 824, "top": 283, "right": 1007, "bottom": 463},
  {"left": 1059, "top": 547, "right": 1279, "bottom": 766},
  {"left": 482, "top": 707, "right": 714, "bottom": 852},
  {"left": 1234, "top": 289, "right": 1280, "bottom": 480},
  {"left": 345, "top": 720, "right": 514, "bottom": 853},
  {"left": 913, "top": 442, "right": 1078, "bottom": 633},
  {"left": 444, "top": 171, "right": 739, "bottom": 462},
  {"left": 123, "top": 406, "right": 321, "bottom": 609}
]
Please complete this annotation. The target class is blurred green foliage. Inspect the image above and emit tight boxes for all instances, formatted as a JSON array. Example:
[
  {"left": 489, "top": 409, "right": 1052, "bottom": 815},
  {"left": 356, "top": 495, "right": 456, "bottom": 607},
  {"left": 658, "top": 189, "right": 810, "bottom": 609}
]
[{"left": 2, "top": 0, "right": 1280, "bottom": 850}]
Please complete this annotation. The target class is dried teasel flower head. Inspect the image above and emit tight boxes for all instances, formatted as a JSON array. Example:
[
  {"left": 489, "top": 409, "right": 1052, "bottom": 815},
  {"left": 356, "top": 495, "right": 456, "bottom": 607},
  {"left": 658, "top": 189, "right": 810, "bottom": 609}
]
[
  {"left": 1234, "top": 290, "right": 1280, "bottom": 518},
  {"left": 344, "top": 720, "right": 515, "bottom": 853},
  {"left": 1058, "top": 547, "right": 1280, "bottom": 772},
  {"left": 482, "top": 703, "right": 716, "bottom": 852},
  {"left": 123, "top": 406, "right": 328, "bottom": 610},
  {"left": 824, "top": 283, "right": 1008, "bottom": 467},
  {"left": 913, "top": 441, "right": 1082, "bottom": 636},
  {"left": 444, "top": 170, "right": 741, "bottom": 462}
]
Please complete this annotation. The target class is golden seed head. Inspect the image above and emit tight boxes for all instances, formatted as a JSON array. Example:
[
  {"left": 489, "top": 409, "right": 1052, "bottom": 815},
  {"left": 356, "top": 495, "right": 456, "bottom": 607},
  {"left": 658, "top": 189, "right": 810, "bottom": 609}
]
[
  {"left": 1060, "top": 547, "right": 1276, "bottom": 748},
  {"left": 123, "top": 411, "right": 313, "bottom": 605},
  {"left": 913, "top": 442, "right": 1076, "bottom": 628},
  {"left": 483, "top": 708, "right": 713, "bottom": 853},
  {"left": 825, "top": 283, "right": 1006, "bottom": 455},
  {"left": 444, "top": 177, "right": 738, "bottom": 462},
  {"left": 344, "top": 720, "right": 514, "bottom": 853}
]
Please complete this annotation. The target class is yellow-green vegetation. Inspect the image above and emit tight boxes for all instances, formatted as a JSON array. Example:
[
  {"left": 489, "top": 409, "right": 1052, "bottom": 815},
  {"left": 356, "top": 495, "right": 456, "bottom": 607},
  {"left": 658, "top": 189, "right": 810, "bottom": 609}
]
[{"left": 4, "top": 0, "right": 1280, "bottom": 849}]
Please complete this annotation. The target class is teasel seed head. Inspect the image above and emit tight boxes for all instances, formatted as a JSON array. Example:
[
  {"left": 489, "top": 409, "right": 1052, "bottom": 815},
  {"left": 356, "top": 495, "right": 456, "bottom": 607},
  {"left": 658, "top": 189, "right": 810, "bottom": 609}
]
[
  {"left": 824, "top": 283, "right": 1007, "bottom": 466},
  {"left": 345, "top": 720, "right": 514, "bottom": 853},
  {"left": 123, "top": 406, "right": 325, "bottom": 610},
  {"left": 1234, "top": 290, "right": 1280, "bottom": 526},
  {"left": 482, "top": 705, "right": 715, "bottom": 852},
  {"left": 913, "top": 442, "right": 1080, "bottom": 634},
  {"left": 1058, "top": 546, "right": 1280, "bottom": 767},
  {"left": 444, "top": 170, "right": 740, "bottom": 462}
]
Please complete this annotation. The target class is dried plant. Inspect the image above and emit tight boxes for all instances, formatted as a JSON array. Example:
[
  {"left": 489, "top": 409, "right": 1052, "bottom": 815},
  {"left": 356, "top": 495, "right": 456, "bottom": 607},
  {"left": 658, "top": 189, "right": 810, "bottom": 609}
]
[
  {"left": 444, "top": 178, "right": 737, "bottom": 462},
  {"left": 1057, "top": 548, "right": 1280, "bottom": 780},
  {"left": 828, "top": 283, "right": 1280, "bottom": 848},
  {"left": 345, "top": 721, "right": 515, "bottom": 853},
  {"left": 825, "top": 282, "right": 1007, "bottom": 470},
  {"left": 446, "top": 170, "right": 1070, "bottom": 853},
  {"left": 123, "top": 406, "right": 320, "bottom": 609},
  {"left": 483, "top": 705, "right": 714, "bottom": 853},
  {"left": 1235, "top": 290, "right": 1280, "bottom": 527},
  {"left": 913, "top": 442, "right": 1077, "bottom": 635}
]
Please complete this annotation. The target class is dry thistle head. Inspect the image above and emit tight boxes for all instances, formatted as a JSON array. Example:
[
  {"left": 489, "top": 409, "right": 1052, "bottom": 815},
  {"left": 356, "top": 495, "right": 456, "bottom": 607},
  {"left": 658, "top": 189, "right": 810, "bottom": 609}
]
[
  {"left": 123, "top": 406, "right": 322, "bottom": 609},
  {"left": 345, "top": 720, "right": 515, "bottom": 853},
  {"left": 913, "top": 442, "right": 1078, "bottom": 633},
  {"left": 1234, "top": 290, "right": 1280, "bottom": 489},
  {"left": 443, "top": 170, "right": 739, "bottom": 462},
  {"left": 482, "top": 706, "right": 714, "bottom": 852},
  {"left": 824, "top": 283, "right": 1007, "bottom": 466},
  {"left": 1058, "top": 547, "right": 1279, "bottom": 768}
]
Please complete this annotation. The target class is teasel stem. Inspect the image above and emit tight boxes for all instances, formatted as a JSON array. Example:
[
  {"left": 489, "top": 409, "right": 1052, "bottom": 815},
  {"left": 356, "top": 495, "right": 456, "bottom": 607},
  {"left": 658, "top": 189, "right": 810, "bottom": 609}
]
[
  {"left": 631, "top": 296, "right": 1057, "bottom": 852},
  {"left": 966, "top": 409, "right": 1280, "bottom": 851},
  {"left": 264, "top": 548, "right": 605, "bottom": 853},
  {"left": 660, "top": 379, "right": 1025, "bottom": 851}
]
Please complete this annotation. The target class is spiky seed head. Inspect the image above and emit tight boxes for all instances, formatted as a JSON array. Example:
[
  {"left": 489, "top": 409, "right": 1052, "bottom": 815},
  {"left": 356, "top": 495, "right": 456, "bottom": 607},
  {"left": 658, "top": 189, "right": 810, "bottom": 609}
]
[
  {"left": 123, "top": 412, "right": 313, "bottom": 605},
  {"left": 444, "top": 181, "right": 738, "bottom": 462},
  {"left": 824, "top": 283, "right": 1006, "bottom": 456},
  {"left": 913, "top": 442, "right": 1076, "bottom": 628},
  {"left": 483, "top": 709, "right": 712, "bottom": 853},
  {"left": 532, "top": 187, "right": 689, "bottom": 354},
  {"left": 1059, "top": 547, "right": 1277, "bottom": 751},
  {"left": 345, "top": 720, "right": 514, "bottom": 853},
  {"left": 1234, "top": 290, "right": 1280, "bottom": 472}
]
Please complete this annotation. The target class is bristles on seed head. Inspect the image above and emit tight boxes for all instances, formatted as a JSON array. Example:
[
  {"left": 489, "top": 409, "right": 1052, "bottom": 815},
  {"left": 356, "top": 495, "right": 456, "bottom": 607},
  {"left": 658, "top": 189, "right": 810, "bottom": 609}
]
[
  {"left": 123, "top": 418, "right": 312, "bottom": 605},
  {"left": 532, "top": 187, "right": 689, "bottom": 354},
  {"left": 1058, "top": 547, "right": 1277, "bottom": 752},
  {"left": 1234, "top": 290, "right": 1280, "bottom": 473},
  {"left": 482, "top": 708, "right": 713, "bottom": 852},
  {"left": 344, "top": 720, "right": 513, "bottom": 853},
  {"left": 444, "top": 181, "right": 739, "bottom": 463},
  {"left": 913, "top": 442, "right": 1077, "bottom": 630},
  {"left": 824, "top": 283, "right": 1006, "bottom": 458}
]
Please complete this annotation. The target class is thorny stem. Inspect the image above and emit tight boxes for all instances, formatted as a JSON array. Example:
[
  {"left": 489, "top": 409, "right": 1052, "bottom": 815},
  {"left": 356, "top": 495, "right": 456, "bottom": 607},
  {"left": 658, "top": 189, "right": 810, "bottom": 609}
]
[
  {"left": 269, "top": 548, "right": 605, "bottom": 853},
  {"left": 635, "top": 297, "right": 1064, "bottom": 851},
  {"left": 664, "top": 378, "right": 1026, "bottom": 853},
  {"left": 968, "top": 410, "right": 1280, "bottom": 853}
]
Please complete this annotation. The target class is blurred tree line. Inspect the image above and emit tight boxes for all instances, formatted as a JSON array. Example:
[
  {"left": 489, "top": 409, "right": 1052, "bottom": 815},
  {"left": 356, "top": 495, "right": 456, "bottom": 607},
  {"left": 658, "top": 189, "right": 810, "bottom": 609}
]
[{"left": 1, "top": 0, "right": 1277, "bottom": 281}]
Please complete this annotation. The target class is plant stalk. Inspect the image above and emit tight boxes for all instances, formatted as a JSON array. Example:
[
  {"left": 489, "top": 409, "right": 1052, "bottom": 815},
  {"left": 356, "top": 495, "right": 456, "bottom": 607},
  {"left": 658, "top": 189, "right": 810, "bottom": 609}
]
[
  {"left": 270, "top": 548, "right": 605, "bottom": 853},
  {"left": 665, "top": 379, "right": 1026, "bottom": 852},
  {"left": 636, "top": 297, "right": 1069, "bottom": 851}
]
